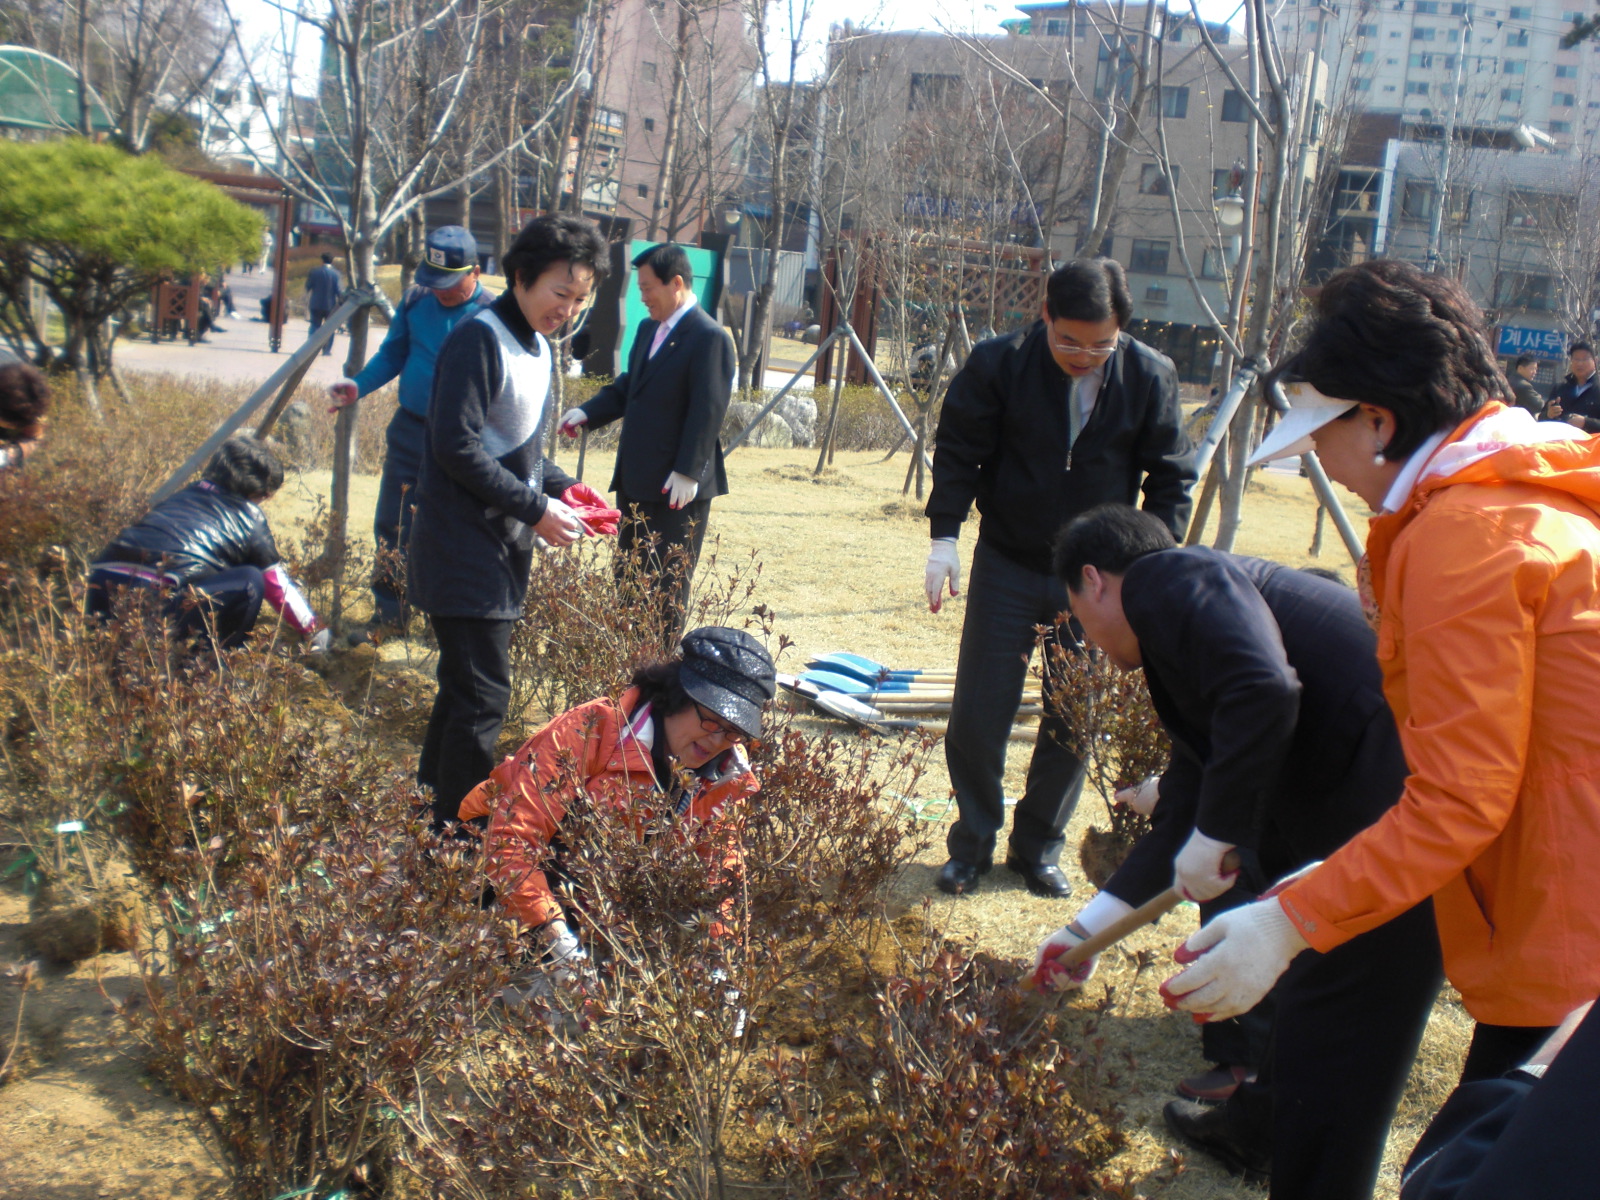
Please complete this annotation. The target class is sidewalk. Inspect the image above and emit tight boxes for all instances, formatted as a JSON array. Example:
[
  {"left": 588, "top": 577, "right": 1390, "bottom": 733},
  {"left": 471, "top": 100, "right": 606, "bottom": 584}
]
[{"left": 113, "top": 267, "right": 356, "bottom": 389}]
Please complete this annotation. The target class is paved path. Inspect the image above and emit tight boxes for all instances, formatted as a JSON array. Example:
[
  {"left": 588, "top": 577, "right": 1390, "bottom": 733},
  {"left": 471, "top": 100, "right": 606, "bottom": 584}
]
[{"left": 113, "top": 268, "right": 355, "bottom": 390}]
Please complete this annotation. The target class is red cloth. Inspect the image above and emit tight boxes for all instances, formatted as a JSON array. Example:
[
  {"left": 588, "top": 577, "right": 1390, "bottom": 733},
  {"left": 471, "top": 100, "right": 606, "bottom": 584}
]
[{"left": 561, "top": 482, "right": 620, "bottom": 537}]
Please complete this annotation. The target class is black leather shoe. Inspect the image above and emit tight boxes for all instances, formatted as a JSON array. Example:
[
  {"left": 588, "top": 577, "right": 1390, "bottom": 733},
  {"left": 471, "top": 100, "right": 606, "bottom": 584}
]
[
  {"left": 1163, "top": 1099, "right": 1270, "bottom": 1185},
  {"left": 1005, "top": 857, "right": 1073, "bottom": 899},
  {"left": 935, "top": 858, "right": 991, "bottom": 895}
]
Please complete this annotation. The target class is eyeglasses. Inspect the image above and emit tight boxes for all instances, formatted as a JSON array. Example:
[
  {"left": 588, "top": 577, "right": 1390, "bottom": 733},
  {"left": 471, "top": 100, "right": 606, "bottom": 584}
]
[
  {"left": 1048, "top": 334, "right": 1118, "bottom": 359},
  {"left": 693, "top": 702, "right": 750, "bottom": 744}
]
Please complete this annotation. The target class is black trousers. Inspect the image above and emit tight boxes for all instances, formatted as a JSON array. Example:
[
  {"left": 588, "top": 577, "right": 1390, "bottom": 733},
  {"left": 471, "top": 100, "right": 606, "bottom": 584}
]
[
  {"left": 418, "top": 615, "right": 514, "bottom": 830},
  {"left": 1200, "top": 863, "right": 1277, "bottom": 1070},
  {"left": 1222, "top": 899, "right": 1443, "bottom": 1200},
  {"left": 88, "top": 564, "right": 266, "bottom": 650},
  {"left": 1458, "top": 1022, "right": 1558, "bottom": 1085},
  {"left": 616, "top": 492, "right": 711, "bottom": 642},
  {"left": 944, "top": 539, "right": 1086, "bottom": 868}
]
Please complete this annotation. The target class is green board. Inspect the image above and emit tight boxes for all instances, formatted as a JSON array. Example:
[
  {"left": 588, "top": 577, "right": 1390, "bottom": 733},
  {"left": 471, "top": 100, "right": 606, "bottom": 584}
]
[
  {"left": 0, "top": 46, "right": 115, "bottom": 133},
  {"left": 617, "top": 240, "right": 722, "bottom": 369}
]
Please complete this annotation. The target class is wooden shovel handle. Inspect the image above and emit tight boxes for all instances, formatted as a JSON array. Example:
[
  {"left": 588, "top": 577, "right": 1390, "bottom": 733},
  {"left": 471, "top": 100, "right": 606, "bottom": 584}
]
[{"left": 1022, "top": 850, "right": 1242, "bottom": 990}]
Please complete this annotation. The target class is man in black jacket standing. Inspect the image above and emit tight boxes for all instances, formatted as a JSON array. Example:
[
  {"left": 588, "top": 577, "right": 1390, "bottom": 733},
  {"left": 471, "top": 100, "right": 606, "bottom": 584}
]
[
  {"left": 1544, "top": 342, "right": 1599, "bottom": 431},
  {"left": 924, "top": 258, "right": 1195, "bottom": 898},
  {"left": 559, "top": 242, "right": 735, "bottom": 637},
  {"left": 1045, "top": 505, "right": 1442, "bottom": 1198}
]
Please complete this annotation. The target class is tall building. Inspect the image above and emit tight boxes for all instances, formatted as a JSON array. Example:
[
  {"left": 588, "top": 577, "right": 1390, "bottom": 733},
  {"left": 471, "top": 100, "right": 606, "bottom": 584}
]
[{"left": 1277, "top": 0, "right": 1600, "bottom": 150}]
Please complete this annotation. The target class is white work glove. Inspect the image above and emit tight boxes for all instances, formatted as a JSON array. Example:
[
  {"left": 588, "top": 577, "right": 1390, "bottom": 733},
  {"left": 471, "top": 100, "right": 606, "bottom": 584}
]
[
  {"left": 1161, "top": 895, "right": 1309, "bottom": 1021},
  {"left": 534, "top": 495, "right": 584, "bottom": 546},
  {"left": 1174, "top": 829, "right": 1240, "bottom": 903},
  {"left": 1032, "top": 889, "right": 1135, "bottom": 991},
  {"left": 924, "top": 538, "right": 961, "bottom": 613},
  {"left": 305, "top": 627, "right": 333, "bottom": 655},
  {"left": 542, "top": 920, "right": 588, "bottom": 989},
  {"left": 1116, "top": 775, "right": 1162, "bottom": 817},
  {"left": 662, "top": 471, "right": 700, "bottom": 510},
  {"left": 326, "top": 378, "right": 358, "bottom": 411},
  {"left": 558, "top": 407, "right": 588, "bottom": 437}
]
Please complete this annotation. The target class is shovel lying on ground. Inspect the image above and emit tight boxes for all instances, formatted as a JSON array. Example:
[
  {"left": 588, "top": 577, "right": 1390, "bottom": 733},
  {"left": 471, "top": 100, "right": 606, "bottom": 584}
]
[
  {"left": 807, "top": 652, "right": 958, "bottom": 684},
  {"left": 788, "top": 679, "right": 1038, "bottom": 742},
  {"left": 1021, "top": 850, "right": 1244, "bottom": 993}
]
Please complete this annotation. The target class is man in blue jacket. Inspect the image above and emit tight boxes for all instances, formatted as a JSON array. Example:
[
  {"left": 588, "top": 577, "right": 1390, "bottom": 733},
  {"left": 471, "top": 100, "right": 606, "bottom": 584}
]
[{"left": 329, "top": 226, "right": 491, "bottom": 633}]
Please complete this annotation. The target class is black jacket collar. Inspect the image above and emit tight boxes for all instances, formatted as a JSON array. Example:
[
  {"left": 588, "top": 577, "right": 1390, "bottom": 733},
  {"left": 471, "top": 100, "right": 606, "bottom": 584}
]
[{"left": 489, "top": 289, "right": 541, "bottom": 354}]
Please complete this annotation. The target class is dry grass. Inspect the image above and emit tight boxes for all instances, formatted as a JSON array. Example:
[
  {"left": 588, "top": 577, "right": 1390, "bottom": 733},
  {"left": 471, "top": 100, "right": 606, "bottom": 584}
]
[{"left": 263, "top": 438, "right": 1465, "bottom": 1200}]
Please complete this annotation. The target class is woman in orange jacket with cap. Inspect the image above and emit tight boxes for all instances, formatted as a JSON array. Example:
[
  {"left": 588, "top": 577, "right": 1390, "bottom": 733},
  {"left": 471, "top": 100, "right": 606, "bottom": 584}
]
[
  {"left": 458, "top": 626, "right": 776, "bottom": 996},
  {"left": 1164, "top": 259, "right": 1600, "bottom": 1092}
]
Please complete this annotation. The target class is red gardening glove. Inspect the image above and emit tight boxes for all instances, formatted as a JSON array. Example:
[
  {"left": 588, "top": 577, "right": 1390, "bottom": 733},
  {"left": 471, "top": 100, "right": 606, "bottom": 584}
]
[{"left": 561, "top": 482, "right": 620, "bottom": 537}]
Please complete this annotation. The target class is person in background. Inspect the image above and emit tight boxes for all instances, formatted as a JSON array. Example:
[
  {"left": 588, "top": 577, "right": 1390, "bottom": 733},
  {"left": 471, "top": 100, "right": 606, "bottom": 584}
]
[
  {"left": 1040, "top": 504, "right": 1440, "bottom": 1196},
  {"left": 558, "top": 242, "right": 736, "bottom": 639},
  {"left": 1544, "top": 342, "right": 1599, "bottom": 430},
  {"left": 459, "top": 627, "right": 774, "bottom": 1004},
  {"left": 921, "top": 257, "right": 1196, "bottom": 900},
  {"left": 327, "top": 226, "right": 493, "bottom": 637},
  {"left": 304, "top": 253, "right": 343, "bottom": 356},
  {"left": 0, "top": 359, "right": 49, "bottom": 473},
  {"left": 1164, "top": 259, "right": 1600, "bottom": 1167},
  {"left": 408, "top": 214, "right": 612, "bottom": 833},
  {"left": 1506, "top": 355, "right": 1543, "bottom": 415},
  {"left": 87, "top": 436, "right": 328, "bottom": 652}
]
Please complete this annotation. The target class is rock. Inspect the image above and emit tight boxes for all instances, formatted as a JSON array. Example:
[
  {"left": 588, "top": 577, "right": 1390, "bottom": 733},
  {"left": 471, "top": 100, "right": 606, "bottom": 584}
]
[
  {"left": 776, "top": 394, "right": 817, "bottom": 446},
  {"left": 21, "top": 905, "right": 102, "bottom": 964},
  {"left": 728, "top": 402, "right": 794, "bottom": 449},
  {"left": 800, "top": 324, "right": 822, "bottom": 345}
]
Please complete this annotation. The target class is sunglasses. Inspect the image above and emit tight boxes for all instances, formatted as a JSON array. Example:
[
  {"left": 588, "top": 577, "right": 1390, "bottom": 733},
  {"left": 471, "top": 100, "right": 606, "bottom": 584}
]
[{"left": 693, "top": 702, "right": 750, "bottom": 744}]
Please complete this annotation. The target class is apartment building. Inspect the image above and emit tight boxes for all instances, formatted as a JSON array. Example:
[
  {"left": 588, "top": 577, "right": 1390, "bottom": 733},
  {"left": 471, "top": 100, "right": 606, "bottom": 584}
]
[
  {"left": 1277, "top": 0, "right": 1600, "bottom": 150},
  {"left": 821, "top": 6, "right": 1325, "bottom": 377}
]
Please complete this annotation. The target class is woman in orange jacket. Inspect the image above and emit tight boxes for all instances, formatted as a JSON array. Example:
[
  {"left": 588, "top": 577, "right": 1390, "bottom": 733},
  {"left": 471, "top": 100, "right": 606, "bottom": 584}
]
[
  {"left": 457, "top": 626, "right": 775, "bottom": 994},
  {"left": 1164, "top": 259, "right": 1600, "bottom": 1090}
]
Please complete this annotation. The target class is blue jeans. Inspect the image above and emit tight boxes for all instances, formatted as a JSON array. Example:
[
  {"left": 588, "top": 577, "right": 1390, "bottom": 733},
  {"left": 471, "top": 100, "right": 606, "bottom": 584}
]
[{"left": 944, "top": 539, "right": 1087, "bottom": 868}]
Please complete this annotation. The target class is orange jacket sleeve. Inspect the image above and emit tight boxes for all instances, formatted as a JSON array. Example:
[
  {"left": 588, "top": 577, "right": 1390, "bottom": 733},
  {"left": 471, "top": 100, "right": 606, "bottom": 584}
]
[
  {"left": 1282, "top": 506, "right": 1544, "bottom": 949},
  {"left": 474, "top": 703, "right": 611, "bottom": 930}
]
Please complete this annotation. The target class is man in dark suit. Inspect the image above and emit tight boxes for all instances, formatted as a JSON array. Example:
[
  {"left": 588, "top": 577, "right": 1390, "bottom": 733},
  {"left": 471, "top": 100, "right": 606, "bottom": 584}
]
[
  {"left": 1042, "top": 504, "right": 1442, "bottom": 1199},
  {"left": 560, "top": 242, "right": 735, "bottom": 636},
  {"left": 924, "top": 257, "right": 1195, "bottom": 900}
]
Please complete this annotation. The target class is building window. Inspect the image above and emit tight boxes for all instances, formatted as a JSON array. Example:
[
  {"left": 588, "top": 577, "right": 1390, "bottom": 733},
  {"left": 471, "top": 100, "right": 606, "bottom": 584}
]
[
  {"left": 1414, "top": 0, "right": 1438, "bottom": 11},
  {"left": 1503, "top": 59, "right": 1526, "bottom": 73},
  {"left": 1495, "top": 271, "right": 1553, "bottom": 311},
  {"left": 1409, "top": 52, "right": 1434, "bottom": 67},
  {"left": 1506, "top": 29, "right": 1529, "bottom": 47},
  {"left": 1129, "top": 239, "right": 1171, "bottom": 273},
  {"left": 1357, "top": 22, "right": 1378, "bottom": 35},
  {"left": 1412, "top": 26, "right": 1437, "bottom": 40},
  {"left": 637, "top": 183, "right": 649, "bottom": 198},
  {"left": 1449, "top": 1, "right": 1467, "bottom": 12},
  {"left": 1401, "top": 180, "right": 1435, "bottom": 220},
  {"left": 1554, "top": 91, "right": 1577, "bottom": 107},
  {"left": 1406, "top": 81, "right": 1430, "bottom": 95},
  {"left": 1356, "top": 50, "right": 1376, "bottom": 64},
  {"left": 908, "top": 72, "right": 960, "bottom": 112},
  {"left": 642, "top": 61, "right": 658, "bottom": 82},
  {"left": 1212, "top": 167, "right": 1235, "bottom": 199},
  {"left": 1505, "top": 189, "right": 1575, "bottom": 231},
  {"left": 1201, "top": 247, "right": 1228, "bottom": 278},
  {"left": 1508, "top": 4, "right": 1531, "bottom": 16},
  {"left": 1354, "top": 77, "right": 1373, "bottom": 91},
  {"left": 644, "top": 117, "right": 656, "bottom": 131},
  {"left": 1556, "top": 63, "right": 1579, "bottom": 77},
  {"left": 1144, "top": 285, "right": 1169, "bottom": 304},
  {"left": 1161, "top": 85, "right": 1189, "bottom": 118},
  {"left": 1221, "top": 89, "right": 1248, "bottom": 121},
  {"left": 1549, "top": 120, "right": 1572, "bottom": 132},
  {"left": 1044, "top": 18, "right": 1068, "bottom": 35},
  {"left": 1139, "top": 163, "right": 1178, "bottom": 194},
  {"left": 1502, "top": 86, "right": 1523, "bottom": 100}
]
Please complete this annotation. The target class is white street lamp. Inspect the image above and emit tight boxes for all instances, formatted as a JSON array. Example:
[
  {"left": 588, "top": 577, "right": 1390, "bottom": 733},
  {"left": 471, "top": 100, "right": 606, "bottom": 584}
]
[{"left": 1216, "top": 193, "right": 1246, "bottom": 227}]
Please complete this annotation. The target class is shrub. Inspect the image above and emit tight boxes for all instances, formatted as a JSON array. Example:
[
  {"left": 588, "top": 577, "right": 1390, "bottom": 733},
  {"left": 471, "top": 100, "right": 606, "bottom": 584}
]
[{"left": 117, "top": 785, "right": 513, "bottom": 1200}]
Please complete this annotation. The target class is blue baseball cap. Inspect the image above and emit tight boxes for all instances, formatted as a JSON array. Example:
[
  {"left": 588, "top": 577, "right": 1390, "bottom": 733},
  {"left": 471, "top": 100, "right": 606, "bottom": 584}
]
[{"left": 415, "top": 226, "right": 479, "bottom": 289}]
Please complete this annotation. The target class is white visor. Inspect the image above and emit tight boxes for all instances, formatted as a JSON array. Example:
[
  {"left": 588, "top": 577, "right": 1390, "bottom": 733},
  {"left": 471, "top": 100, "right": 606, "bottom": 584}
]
[{"left": 1248, "top": 382, "right": 1358, "bottom": 466}]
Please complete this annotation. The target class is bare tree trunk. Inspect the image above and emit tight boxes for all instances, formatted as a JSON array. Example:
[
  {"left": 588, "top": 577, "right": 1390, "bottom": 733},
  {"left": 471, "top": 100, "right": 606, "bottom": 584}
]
[
  {"left": 648, "top": 1, "right": 692, "bottom": 240},
  {"left": 75, "top": 0, "right": 91, "bottom": 137}
]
